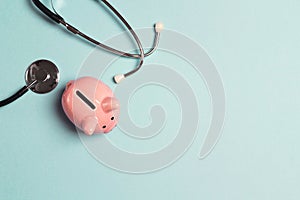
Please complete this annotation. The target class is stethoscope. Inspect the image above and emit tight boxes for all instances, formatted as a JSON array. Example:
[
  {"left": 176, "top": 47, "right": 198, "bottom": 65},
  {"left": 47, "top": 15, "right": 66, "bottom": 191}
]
[{"left": 0, "top": 0, "right": 163, "bottom": 108}]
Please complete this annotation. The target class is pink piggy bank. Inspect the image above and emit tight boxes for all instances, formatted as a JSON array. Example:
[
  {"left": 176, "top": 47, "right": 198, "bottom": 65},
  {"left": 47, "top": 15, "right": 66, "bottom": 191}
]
[{"left": 61, "top": 77, "right": 120, "bottom": 135}]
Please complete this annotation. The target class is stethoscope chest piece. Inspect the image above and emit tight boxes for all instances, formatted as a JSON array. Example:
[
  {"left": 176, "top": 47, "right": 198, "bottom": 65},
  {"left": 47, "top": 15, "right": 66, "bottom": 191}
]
[
  {"left": 25, "top": 60, "right": 59, "bottom": 94},
  {"left": 0, "top": 59, "right": 60, "bottom": 108}
]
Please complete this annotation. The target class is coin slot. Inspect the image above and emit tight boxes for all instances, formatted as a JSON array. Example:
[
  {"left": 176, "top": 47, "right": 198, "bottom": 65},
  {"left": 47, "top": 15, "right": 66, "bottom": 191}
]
[{"left": 76, "top": 90, "right": 96, "bottom": 110}]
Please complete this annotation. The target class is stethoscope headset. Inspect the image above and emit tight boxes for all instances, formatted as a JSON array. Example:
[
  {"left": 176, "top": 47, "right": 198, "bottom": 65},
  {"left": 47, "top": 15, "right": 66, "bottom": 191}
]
[{"left": 0, "top": 0, "right": 163, "bottom": 107}]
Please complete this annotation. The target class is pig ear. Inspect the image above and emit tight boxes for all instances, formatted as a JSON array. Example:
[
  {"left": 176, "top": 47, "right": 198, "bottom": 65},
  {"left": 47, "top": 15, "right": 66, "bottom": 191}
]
[
  {"left": 102, "top": 97, "right": 120, "bottom": 113},
  {"left": 81, "top": 116, "right": 98, "bottom": 135}
]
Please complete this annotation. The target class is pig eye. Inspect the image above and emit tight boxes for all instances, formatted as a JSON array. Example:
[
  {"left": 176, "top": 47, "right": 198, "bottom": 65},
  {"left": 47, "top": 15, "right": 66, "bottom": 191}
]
[
  {"left": 102, "top": 125, "right": 107, "bottom": 129},
  {"left": 111, "top": 117, "right": 114, "bottom": 120}
]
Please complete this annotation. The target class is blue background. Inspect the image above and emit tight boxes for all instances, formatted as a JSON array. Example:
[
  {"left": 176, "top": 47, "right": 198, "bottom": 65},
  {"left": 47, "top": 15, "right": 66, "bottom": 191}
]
[{"left": 1, "top": 0, "right": 300, "bottom": 199}]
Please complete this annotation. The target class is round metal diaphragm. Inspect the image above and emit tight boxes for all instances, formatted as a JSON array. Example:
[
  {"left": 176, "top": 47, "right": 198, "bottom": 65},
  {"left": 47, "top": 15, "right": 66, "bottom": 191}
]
[{"left": 25, "top": 60, "right": 60, "bottom": 94}]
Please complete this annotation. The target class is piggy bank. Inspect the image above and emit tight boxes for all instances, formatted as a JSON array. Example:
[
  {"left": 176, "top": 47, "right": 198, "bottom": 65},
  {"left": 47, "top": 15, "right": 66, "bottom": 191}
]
[{"left": 61, "top": 77, "right": 120, "bottom": 135}]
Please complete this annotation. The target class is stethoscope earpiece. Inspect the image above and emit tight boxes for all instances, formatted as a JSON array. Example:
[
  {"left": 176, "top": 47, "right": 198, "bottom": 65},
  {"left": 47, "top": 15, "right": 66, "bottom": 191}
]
[
  {"left": 113, "top": 74, "right": 125, "bottom": 84},
  {"left": 0, "top": 60, "right": 59, "bottom": 107}
]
